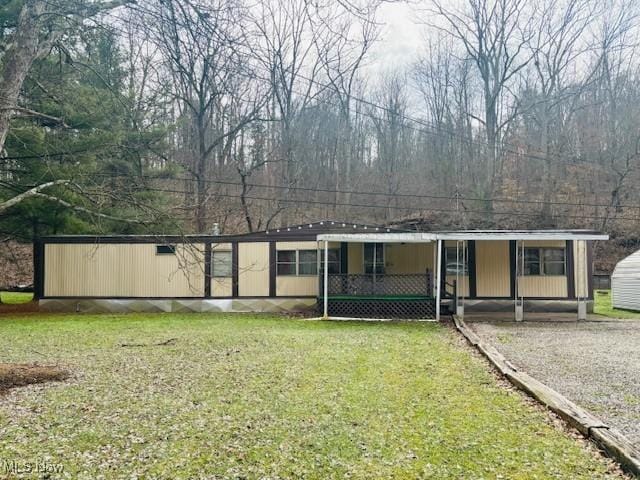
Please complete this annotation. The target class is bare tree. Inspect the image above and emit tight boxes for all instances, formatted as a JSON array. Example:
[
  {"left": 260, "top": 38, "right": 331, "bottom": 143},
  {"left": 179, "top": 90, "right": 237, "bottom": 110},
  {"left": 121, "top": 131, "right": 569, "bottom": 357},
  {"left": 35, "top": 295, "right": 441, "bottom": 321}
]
[
  {"left": 522, "top": 0, "right": 596, "bottom": 223},
  {"left": 312, "top": 1, "right": 379, "bottom": 206},
  {"left": 144, "top": 0, "right": 265, "bottom": 232},
  {"left": 251, "top": 0, "right": 330, "bottom": 224},
  {"left": 424, "top": 0, "right": 537, "bottom": 211}
]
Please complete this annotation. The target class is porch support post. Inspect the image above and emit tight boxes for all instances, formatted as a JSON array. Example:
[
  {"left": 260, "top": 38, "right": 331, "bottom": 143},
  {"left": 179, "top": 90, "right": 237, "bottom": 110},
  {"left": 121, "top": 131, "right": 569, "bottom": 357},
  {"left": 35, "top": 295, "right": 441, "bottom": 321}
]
[
  {"left": 515, "top": 240, "right": 524, "bottom": 322},
  {"left": 435, "top": 239, "right": 442, "bottom": 321},
  {"left": 323, "top": 240, "right": 329, "bottom": 319}
]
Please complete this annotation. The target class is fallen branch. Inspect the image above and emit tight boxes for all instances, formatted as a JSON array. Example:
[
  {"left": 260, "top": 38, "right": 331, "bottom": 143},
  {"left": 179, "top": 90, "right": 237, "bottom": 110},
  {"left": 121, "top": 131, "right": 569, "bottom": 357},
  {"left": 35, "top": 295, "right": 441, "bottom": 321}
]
[
  {"left": 0, "top": 180, "right": 70, "bottom": 215},
  {"left": 2, "top": 106, "right": 69, "bottom": 127},
  {"left": 31, "top": 191, "right": 147, "bottom": 224},
  {"left": 119, "top": 338, "right": 177, "bottom": 348}
]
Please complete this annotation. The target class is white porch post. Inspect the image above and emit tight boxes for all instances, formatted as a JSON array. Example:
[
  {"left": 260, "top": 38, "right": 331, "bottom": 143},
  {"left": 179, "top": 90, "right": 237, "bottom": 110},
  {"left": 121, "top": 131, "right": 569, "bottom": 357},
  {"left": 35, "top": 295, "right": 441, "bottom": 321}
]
[
  {"left": 323, "top": 240, "right": 329, "bottom": 319},
  {"left": 515, "top": 240, "right": 523, "bottom": 321},
  {"left": 436, "top": 239, "right": 442, "bottom": 321}
]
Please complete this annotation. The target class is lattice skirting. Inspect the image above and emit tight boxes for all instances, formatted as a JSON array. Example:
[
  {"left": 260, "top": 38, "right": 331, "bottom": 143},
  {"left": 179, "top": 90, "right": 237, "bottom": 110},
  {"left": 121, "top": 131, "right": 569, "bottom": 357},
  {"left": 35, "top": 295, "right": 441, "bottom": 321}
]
[
  {"left": 39, "top": 298, "right": 318, "bottom": 314},
  {"left": 322, "top": 298, "right": 437, "bottom": 319}
]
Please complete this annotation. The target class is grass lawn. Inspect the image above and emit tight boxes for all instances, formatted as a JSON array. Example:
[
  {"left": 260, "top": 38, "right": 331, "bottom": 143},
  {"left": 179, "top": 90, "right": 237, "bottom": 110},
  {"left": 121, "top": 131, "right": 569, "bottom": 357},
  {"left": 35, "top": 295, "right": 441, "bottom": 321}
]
[
  {"left": 593, "top": 289, "right": 639, "bottom": 319},
  {"left": 0, "top": 291, "right": 33, "bottom": 304},
  {"left": 0, "top": 314, "right": 623, "bottom": 479}
]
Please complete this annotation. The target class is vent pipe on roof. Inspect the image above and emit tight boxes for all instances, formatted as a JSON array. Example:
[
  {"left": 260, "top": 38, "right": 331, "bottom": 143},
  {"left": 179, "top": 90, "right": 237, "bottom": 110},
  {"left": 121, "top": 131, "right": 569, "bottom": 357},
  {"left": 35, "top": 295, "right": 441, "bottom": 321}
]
[{"left": 212, "top": 223, "right": 220, "bottom": 235}]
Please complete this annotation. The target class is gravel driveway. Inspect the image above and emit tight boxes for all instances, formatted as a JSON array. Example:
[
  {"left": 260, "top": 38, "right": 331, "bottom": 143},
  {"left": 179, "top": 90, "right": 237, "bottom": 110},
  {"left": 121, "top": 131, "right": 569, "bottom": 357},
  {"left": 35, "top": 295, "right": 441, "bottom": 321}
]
[{"left": 470, "top": 319, "right": 640, "bottom": 446}]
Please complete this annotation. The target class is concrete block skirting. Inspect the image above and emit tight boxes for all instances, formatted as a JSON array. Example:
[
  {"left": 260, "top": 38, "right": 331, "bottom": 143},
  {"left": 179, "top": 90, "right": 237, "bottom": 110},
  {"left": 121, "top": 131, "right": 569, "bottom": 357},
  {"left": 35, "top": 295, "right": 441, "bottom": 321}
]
[
  {"left": 39, "top": 298, "right": 318, "bottom": 314},
  {"left": 453, "top": 315, "right": 640, "bottom": 477},
  {"left": 442, "top": 299, "right": 593, "bottom": 313}
]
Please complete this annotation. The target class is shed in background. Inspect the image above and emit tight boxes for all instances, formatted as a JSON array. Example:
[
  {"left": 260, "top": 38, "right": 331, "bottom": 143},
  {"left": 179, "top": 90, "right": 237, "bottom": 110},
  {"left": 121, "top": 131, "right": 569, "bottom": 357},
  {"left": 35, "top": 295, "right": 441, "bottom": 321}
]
[{"left": 612, "top": 250, "right": 640, "bottom": 311}]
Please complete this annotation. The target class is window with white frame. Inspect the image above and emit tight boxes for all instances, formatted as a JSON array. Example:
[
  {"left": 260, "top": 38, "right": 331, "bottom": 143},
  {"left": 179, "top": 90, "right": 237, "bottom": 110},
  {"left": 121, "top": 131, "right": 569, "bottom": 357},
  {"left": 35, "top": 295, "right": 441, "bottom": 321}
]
[
  {"left": 211, "top": 251, "right": 232, "bottom": 278},
  {"left": 276, "top": 250, "right": 318, "bottom": 276},
  {"left": 298, "top": 250, "right": 318, "bottom": 275},
  {"left": 519, "top": 247, "right": 566, "bottom": 276}
]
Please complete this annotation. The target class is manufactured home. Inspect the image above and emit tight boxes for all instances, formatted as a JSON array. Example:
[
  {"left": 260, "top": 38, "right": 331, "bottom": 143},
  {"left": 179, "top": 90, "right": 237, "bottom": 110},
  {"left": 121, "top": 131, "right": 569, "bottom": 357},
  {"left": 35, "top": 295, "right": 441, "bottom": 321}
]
[{"left": 35, "top": 221, "right": 607, "bottom": 319}]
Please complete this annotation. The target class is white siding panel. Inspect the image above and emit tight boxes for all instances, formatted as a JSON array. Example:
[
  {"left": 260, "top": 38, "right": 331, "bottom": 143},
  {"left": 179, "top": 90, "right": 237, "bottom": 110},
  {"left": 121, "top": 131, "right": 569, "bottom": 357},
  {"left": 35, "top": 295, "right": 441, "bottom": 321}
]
[{"left": 612, "top": 250, "right": 640, "bottom": 310}]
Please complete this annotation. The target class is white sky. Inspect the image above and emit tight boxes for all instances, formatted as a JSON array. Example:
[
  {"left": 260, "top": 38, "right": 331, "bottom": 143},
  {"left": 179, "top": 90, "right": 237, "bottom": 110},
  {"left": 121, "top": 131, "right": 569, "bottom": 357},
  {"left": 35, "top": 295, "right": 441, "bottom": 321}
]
[{"left": 369, "top": 2, "right": 423, "bottom": 73}]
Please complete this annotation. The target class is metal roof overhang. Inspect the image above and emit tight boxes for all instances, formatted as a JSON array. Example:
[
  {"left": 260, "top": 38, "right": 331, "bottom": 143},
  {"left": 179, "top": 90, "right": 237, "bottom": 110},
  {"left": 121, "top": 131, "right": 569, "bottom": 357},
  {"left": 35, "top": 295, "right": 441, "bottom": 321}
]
[
  {"left": 317, "top": 233, "right": 435, "bottom": 243},
  {"left": 317, "top": 230, "right": 609, "bottom": 243}
]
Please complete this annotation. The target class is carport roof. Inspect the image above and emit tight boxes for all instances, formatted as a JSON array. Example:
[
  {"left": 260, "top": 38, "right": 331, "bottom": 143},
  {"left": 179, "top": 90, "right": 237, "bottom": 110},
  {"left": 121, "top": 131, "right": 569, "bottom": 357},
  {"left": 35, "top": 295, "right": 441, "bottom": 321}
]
[{"left": 317, "top": 230, "right": 609, "bottom": 243}]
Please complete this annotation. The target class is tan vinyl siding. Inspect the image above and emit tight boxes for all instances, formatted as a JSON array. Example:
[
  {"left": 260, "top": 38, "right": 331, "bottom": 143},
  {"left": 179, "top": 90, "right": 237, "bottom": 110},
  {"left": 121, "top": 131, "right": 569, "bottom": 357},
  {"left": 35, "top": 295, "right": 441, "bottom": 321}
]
[
  {"left": 518, "top": 276, "right": 567, "bottom": 297},
  {"left": 276, "top": 277, "right": 318, "bottom": 296},
  {"left": 238, "top": 242, "right": 269, "bottom": 296},
  {"left": 44, "top": 243, "right": 204, "bottom": 297},
  {"left": 385, "top": 243, "right": 434, "bottom": 274},
  {"left": 348, "top": 243, "right": 364, "bottom": 274},
  {"left": 520, "top": 240, "right": 565, "bottom": 247},
  {"left": 211, "top": 278, "right": 233, "bottom": 297},
  {"left": 475, "top": 240, "right": 511, "bottom": 297},
  {"left": 276, "top": 241, "right": 318, "bottom": 250}
]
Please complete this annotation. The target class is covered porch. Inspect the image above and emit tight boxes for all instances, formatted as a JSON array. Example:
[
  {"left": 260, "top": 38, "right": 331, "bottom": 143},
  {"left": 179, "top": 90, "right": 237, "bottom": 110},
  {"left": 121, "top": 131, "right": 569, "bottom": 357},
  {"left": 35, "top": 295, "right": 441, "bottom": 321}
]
[
  {"left": 317, "top": 233, "right": 443, "bottom": 319},
  {"left": 317, "top": 230, "right": 608, "bottom": 321}
]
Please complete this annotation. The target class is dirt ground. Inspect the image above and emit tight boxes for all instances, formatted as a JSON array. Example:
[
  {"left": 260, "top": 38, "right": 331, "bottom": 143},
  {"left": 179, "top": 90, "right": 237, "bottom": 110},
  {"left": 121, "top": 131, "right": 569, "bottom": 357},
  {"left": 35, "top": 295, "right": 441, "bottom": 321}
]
[
  {"left": 470, "top": 319, "right": 640, "bottom": 446},
  {"left": 0, "top": 363, "right": 68, "bottom": 393}
]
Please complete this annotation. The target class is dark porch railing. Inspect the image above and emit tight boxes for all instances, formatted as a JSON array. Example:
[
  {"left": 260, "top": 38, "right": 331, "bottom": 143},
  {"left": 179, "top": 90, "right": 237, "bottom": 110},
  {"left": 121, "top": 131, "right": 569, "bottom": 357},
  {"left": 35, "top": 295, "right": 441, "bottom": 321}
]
[{"left": 322, "top": 271, "right": 433, "bottom": 297}]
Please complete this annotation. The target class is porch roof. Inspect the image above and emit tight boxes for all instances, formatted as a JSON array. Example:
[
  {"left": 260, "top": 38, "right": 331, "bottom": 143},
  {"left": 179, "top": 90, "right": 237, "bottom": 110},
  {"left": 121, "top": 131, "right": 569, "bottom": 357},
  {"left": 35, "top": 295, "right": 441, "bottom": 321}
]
[{"left": 317, "top": 229, "right": 609, "bottom": 243}]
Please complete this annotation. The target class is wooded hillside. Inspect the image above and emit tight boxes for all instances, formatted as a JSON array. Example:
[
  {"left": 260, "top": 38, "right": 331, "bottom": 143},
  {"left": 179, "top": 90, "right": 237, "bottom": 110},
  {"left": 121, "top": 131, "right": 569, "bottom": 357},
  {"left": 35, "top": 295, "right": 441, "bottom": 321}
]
[{"left": 1, "top": 0, "right": 639, "bottom": 274}]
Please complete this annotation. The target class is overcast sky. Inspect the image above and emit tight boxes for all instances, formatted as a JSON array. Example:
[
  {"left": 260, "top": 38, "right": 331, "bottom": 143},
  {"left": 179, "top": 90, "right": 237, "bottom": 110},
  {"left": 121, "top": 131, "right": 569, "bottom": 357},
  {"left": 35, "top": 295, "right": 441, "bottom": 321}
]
[{"left": 369, "top": 2, "right": 423, "bottom": 72}]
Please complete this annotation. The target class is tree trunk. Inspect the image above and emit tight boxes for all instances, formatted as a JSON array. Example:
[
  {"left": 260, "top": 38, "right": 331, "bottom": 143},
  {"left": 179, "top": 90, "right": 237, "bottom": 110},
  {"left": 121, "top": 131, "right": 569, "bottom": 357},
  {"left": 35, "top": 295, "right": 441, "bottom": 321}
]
[
  {"left": 195, "top": 111, "right": 207, "bottom": 233},
  {"left": 484, "top": 90, "right": 497, "bottom": 216},
  {"left": 0, "top": 0, "right": 45, "bottom": 155}
]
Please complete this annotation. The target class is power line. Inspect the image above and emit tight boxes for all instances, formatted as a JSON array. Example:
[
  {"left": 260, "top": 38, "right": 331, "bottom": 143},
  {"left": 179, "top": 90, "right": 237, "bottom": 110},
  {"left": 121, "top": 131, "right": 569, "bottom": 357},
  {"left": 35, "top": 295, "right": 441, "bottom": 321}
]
[
  {"left": 74, "top": 172, "right": 640, "bottom": 211},
  {"left": 75, "top": 182, "right": 640, "bottom": 222}
]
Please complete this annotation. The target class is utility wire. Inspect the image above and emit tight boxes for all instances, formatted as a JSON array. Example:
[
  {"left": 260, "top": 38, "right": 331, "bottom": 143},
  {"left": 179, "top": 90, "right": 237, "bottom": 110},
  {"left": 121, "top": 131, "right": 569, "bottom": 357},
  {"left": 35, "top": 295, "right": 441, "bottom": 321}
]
[
  {"left": 71, "top": 172, "right": 640, "bottom": 211},
  {"left": 74, "top": 182, "right": 640, "bottom": 223}
]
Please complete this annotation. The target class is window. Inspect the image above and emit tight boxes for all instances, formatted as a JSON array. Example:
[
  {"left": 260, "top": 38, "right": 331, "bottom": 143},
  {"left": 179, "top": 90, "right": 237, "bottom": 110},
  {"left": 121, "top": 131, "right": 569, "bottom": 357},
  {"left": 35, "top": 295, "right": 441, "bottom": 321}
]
[
  {"left": 522, "top": 248, "right": 541, "bottom": 275},
  {"left": 277, "top": 250, "right": 318, "bottom": 276},
  {"left": 298, "top": 250, "right": 317, "bottom": 275},
  {"left": 543, "top": 248, "right": 566, "bottom": 275},
  {"left": 364, "top": 243, "right": 384, "bottom": 274},
  {"left": 156, "top": 245, "right": 176, "bottom": 255},
  {"left": 277, "top": 250, "right": 297, "bottom": 275},
  {"left": 320, "top": 249, "right": 341, "bottom": 274},
  {"left": 519, "top": 247, "right": 565, "bottom": 276},
  {"left": 445, "top": 247, "right": 468, "bottom": 275},
  {"left": 211, "top": 251, "right": 232, "bottom": 278}
]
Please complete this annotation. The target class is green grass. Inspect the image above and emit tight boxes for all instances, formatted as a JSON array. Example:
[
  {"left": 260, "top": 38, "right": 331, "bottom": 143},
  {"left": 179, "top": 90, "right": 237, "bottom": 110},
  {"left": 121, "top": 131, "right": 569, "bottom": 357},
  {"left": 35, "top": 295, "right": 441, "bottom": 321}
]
[
  {"left": 593, "top": 289, "right": 639, "bottom": 319},
  {"left": 0, "top": 291, "right": 33, "bottom": 304},
  {"left": 0, "top": 314, "right": 622, "bottom": 479}
]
